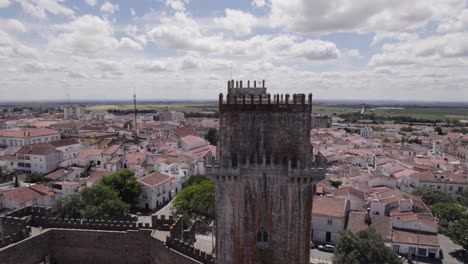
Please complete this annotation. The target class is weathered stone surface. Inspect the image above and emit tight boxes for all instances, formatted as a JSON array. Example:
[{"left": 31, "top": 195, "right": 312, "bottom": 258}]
[{"left": 210, "top": 81, "right": 326, "bottom": 264}]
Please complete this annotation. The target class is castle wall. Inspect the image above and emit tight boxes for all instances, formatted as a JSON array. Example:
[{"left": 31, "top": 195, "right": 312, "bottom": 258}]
[{"left": 0, "top": 229, "right": 203, "bottom": 264}]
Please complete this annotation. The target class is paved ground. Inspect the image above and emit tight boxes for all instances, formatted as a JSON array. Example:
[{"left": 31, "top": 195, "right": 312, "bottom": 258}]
[
  {"left": 310, "top": 249, "right": 333, "bottom": 264},
  {"left": 438, "top": 234, "right": 467, "bottom": 264}
]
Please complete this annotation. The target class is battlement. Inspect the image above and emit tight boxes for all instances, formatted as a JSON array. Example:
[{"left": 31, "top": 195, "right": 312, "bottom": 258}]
[
  {"left": 219, "top": 92, "right": 312, "bottom": 112},
  {"left": 31, "top": 216, "right": 139, "bottom": 231},
  {"left": 0, "top": 229, "right": 29, "bottom": 248},
  {"left": 166, "top": 237, "right": 215, "bottom": 264},
  {"left": 151, "top": 214, "right": 176, "bottom": 231}
]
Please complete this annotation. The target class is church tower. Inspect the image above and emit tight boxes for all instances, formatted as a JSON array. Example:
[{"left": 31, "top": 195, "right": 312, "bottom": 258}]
[{"left": 206, "top": 80, "right": 326, "bottom": 264}]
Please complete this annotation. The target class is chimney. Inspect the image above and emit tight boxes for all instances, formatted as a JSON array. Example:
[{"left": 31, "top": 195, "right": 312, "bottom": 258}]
[{"left": 365, "top": 207, "right": 372, "bottom": 226}]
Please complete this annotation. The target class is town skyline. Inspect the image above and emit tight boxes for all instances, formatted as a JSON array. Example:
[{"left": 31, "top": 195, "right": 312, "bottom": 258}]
[{"left": 0, "top": 0, "right": 467, "bottom": 101}]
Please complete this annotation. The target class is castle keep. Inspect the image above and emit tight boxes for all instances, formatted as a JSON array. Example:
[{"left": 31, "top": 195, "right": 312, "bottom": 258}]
[{"left": 206, "top": 80, "right": 326, "bottom": 264}]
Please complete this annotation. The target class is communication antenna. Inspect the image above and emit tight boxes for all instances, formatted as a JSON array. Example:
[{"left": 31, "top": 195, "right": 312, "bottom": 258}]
[{"left": 133, "top": 92, "right": 138, "bottom": 143}]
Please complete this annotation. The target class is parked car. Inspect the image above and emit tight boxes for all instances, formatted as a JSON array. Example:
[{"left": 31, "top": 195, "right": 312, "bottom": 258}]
[{"left": 317, "top": 244, "right": 335, "bottom": 252}]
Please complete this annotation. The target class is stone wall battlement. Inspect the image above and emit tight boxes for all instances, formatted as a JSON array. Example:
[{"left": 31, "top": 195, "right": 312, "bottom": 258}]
[
  {"left": 0, "top": 229, "right": 29, "bottom": 248},
  {"left": 219, "top": 93, "right": 312, "bottom": 110},
  {"left": 151, "top": 214, "right": 175, "bottom": 230},
  {"left": 31, "top": 216, "right": 139, "bottom": 231},
  {"left": 166, "top": 237, "right": 215, "bottom": 264}
]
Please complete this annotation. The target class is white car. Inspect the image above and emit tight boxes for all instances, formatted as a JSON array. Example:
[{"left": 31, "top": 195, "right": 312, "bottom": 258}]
[{"left": 317, "top": 244, "right": 335, "bottom": 252}]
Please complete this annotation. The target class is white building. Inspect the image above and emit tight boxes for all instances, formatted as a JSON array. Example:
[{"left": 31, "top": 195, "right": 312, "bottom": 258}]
[
  {"left": 137, "top": 172, "right": 181, "bottom": 210},
  {"left": 311, "top": 196, "right": 350, "bottom": 244},
  {"left": 16, "top": 143, "right": 63, "bottom": 174},
  {"left": 63, "top": 105, "right": 81, "bottom": 120},
  {"left": 49, "top": 138, "right": 82, "bottom": 160},
  {"left": 0, "top": 128, "right": 60, "bottom": 148},
  {"left": 0, "top": 184, "right": 57, "bottom": 210},
  {"left": 401, "top": 170, "right": 468, "bottom": 199}
]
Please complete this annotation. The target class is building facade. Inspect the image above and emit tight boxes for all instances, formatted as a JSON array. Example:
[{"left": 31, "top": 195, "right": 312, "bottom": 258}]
[
  {"left": 206, "top": 80, "right": 326, "bottom": 264},
  {"left": 0, "top": 128, "right": 60, "bottom": 148}
]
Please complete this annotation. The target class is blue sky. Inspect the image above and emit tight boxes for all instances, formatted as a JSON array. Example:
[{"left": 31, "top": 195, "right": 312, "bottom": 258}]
[{"left": 0, "top": 0, "right": 467, "bottom": 101}]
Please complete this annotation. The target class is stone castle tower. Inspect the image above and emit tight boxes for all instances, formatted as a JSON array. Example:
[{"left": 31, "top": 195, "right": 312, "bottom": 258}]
[{"left": 206, "top": 80, "right": 326, "bottom": 264}]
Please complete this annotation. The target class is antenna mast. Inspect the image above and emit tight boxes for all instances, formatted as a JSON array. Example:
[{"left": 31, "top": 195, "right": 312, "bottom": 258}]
[{"left": 133, "top": 92, "right": 138, "bottom": 143}]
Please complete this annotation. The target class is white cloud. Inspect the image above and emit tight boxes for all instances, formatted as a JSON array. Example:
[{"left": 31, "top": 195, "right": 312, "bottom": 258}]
[
  {"left": 20, "top": 61, "right": 63, "bottom": 73},
  {"left": 0, "top": 29, "right": 37, "bottom": 59},
  {"left": 147, "top": 12, "right": 340, "bottom": 60},
  {"left": 130, "top": 8, "right": 135, "bottom": 16},
  {"left": 437, "top": 9, "right": 468, "bottom": 33},
  {"left": 48, "top": 15, "right": 119, "bottom": 54},
  {"left": 15, "top": 0, "right": 74, "bottom": 19},
  {"left": 0, "top": 0, "right": 10, "bottom": 8},
  {"left": 119, "top": 37, "right": 143, "bottom": 51},
  {"left": 214, "top": 9, "right": 257, "bottom": 36},
  {"left": 268, "top": 0, "right": 465, "bottom": 34},
  {"left": 165, "top": 0, "right": 190, "bottom": 11},
  {"left": 346, "top": 49, "right": 361, "bottom": 58},
  {"left": 0, "top": 19, "right": 27, "bottom": 33},
  {"left": 100, "top": 1, "right": 119, "bottom": 14},
  {"left": 371, "top": 32, "right": 418, "bottom": 46},
  {"left": 252, "top": 0, "right": 266, "bottom": 8},
  {"left": 369, "top": 32, "right": 468, "bottom": 67},
  {"left": 84, "top": 0, "right": 97, "bottom": 6},
  {"left": 135, "top": 60, "right": 171, "bottom": 72}
]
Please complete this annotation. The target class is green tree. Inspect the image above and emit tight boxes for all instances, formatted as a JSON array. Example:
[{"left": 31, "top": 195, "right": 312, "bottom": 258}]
[
  {"left": 124, "top": 120, "right": 133, "bottom": 129},
  {"left": 99, "top": 169, "right": 141, "bottom": 208},
  {"left": 204, "top": 128, "right": 219, "bottom": 146},
  {"left": 333, "top": 229, "right": 401, "bottom": 264},
  {"left": 412, "top": 186, "right": 453, "bottom": 205},
  {"left": 447, "top": 216, "right": 468, "bottom": 250},
  {"left": 56, "top": 194, "right": 83, "bottom": 219},
  {"left": 81, "top": 184, "right": 129, "bottom": 219},
  {"left": 25, "top": 173, "right": 46, "bottom": 183},
  {"left": 182, "top": 174, "right": 209, "bottom": 188},
  {"left": 460, "top": 189, "right": 468, "bottom": 208},
  {"left": 434, "top": 126, "right": 444, "bottom": 135},
  {"left": 173, "top": 178, "right": 215, "bottom": 218},
  {"left": 329, "top": 179, "right": 343, "bottom": 188},
  {"left": 431, "top": 202, "right": 465, "bottom": 224}
]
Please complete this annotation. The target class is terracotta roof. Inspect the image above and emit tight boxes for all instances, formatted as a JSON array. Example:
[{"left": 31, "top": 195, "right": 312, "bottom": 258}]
[
  {"left": 102, "top": 144, "right": 121, "bottom": 155},
  {"left": 125, "top": 153, "right": 147, "bottom": 165},
  {"left": 312, "top": 196, "right": 348, "bottom": 218},
  {"left": 333, "top": 186, "right": 366, "bottom": 200},
  {"left": 49, "top": 138, "right": 80, "bottom": 148},
  {"left": 347, "top": 212, "right": 392, "bottom": 241},
  {"left": 16, "top": 143, "right": 57, "bottom": 155},
  {"left": 171, "top": 126, "right": 195, "bottom": 137},
  {"left": 2, "top": 187, "right": 41, "bottom": 205},
  {"left": 76, "top": 148, "right": 103, "bottom": 159},
  {"left": 45, "top": 168, "right": 72, "bottom": 181},
  {"left": 0, "top": 128, "right": 59, "bottom": 138},
  {"left": 29, "top": 184, "right": 55, "bottom": 197},
  {"left": 392, "top": 229, "right": 439, "bottom": 247},
  {"left": 87, "top": 170, "right": 110, "bottom": 184},
  {"left": 0, "top": 155, "right": 16, "bottom": 161},
  {"left": 138, "top": 172, "right": 174, "bottom": 187}
]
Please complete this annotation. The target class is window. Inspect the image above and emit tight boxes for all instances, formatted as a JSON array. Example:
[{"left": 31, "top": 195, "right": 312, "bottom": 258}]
[
  {"left": 458, "top": 187, "right": 464, "bottom": 193},
  {"left": 437, "top": 186, "right": 441, "bottom": 189},
  {"left": 256, "top": 227, "right": 269, "bottom": 248},
  {"left": 327, "top": 219, "right": 333, "bottom": 225},
  {"left": 392, "top": 245, "right": 400, "bottom": 252},
  {"left": 449, "top": 186, "right": 453, "bottom": 191},
  {"left": 418, "top": 248, "right": 427, "bottom": 256}
]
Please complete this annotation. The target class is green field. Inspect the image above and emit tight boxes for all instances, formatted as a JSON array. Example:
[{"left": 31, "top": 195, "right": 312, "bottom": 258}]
[
  {"left": 83, "top": 102, "right": 468, "bottom": 122},
  {"left": 314, "top": 105, "right": 468, "bottom": 121},
  {"left": 84, "top": 103, "right": 218, "bottom": 113}
]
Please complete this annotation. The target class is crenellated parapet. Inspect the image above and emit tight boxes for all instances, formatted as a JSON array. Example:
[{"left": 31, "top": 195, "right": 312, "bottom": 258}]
[
  {"left": 151, "top": 214, "right": 176, "bottom": 231},
  {"left": 166, "top": 237, "right": 215, "bottom": 264},
  {"left": 0, "top": 229, "right": 29, "bottom": 248},
  {"left": 31, "top": 216, "right": 139, "bottom": 231}
]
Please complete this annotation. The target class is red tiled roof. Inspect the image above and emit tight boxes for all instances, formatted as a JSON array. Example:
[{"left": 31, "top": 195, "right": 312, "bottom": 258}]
[
  {"left": 347, "top": 212, "right": 392, "bottom": 241},
  {"left": 29, "top": 184, "right": 56, "bottom": 197},
  {"left": 16, "top": 143, "right": 57, "bottom": 155},
  {"left": 76, "top": 148, "right": 103, "bottom": 159},
  {"left": 392, "top": 229, "right": 439, "bottom": 247},
  {"left": 87, "top": 170, "right": 110, "bottom": 184},
  {"left": 102, "top": 144, "right": 121, "bottom": 155},
  {"left": 171, "top": 126, "right": 194, "bottom": 137},
  {"left": 312, "top": 196, "right": 348, "bottom": 218},
  {"left": 2, "top": 187, "right": 41, "bottom": 205},
  {"left": 0, "top": 128, "right": 59, "bottom": 138},
  {"left": 49, "top": 138, "right": 80, "bottom": 148},
  {"left": 138, "top": 172, "right": 174, "bottom": 187}
]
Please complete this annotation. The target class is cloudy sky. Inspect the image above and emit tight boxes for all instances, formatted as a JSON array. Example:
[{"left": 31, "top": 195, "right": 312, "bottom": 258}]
[{"left": 0, "top": 0, "right": 467, "bottom": 101}]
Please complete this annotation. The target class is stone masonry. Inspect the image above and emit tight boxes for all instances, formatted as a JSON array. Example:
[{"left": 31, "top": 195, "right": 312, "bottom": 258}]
[{"left": 206, "top": 80, "right": 326, "bottom": 264}]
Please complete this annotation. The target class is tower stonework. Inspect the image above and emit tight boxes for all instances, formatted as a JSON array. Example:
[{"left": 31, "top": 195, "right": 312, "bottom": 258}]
[{"left": 206, "top": 80, "right": 326, "bottom": 264}]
